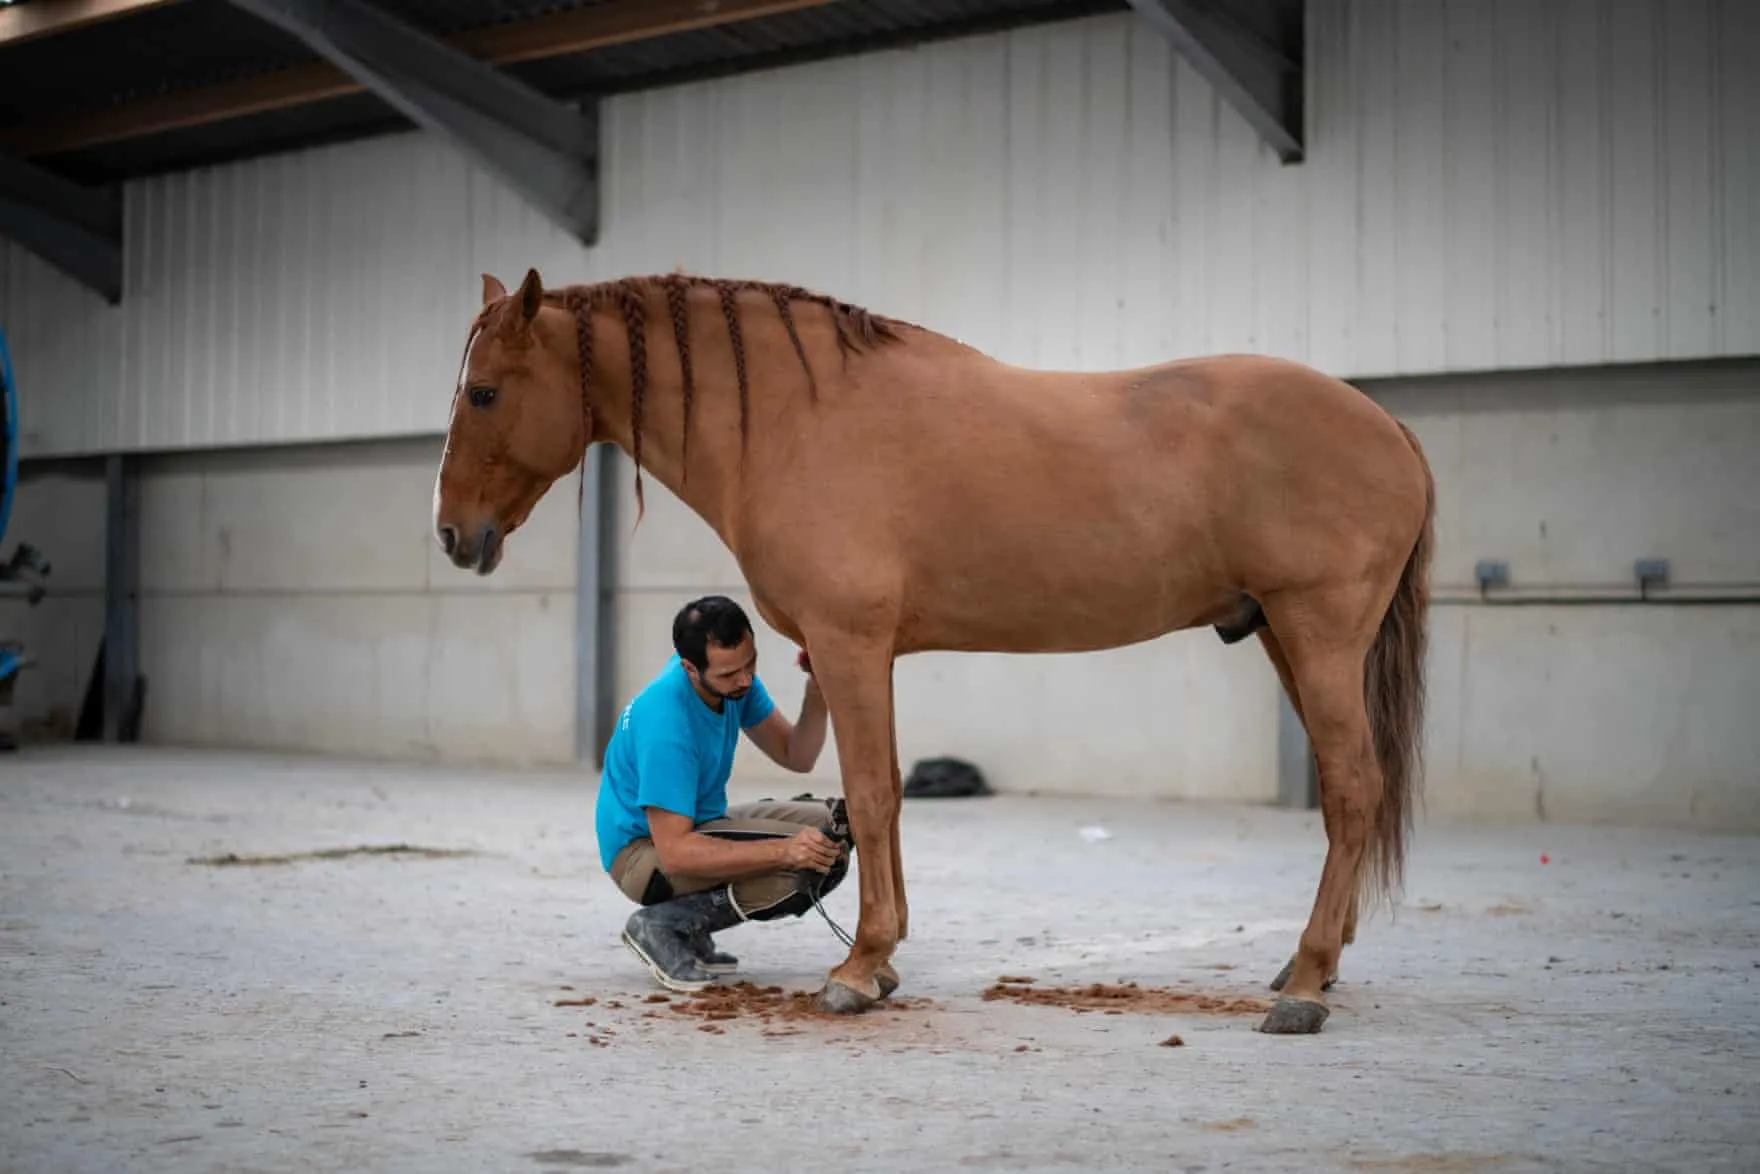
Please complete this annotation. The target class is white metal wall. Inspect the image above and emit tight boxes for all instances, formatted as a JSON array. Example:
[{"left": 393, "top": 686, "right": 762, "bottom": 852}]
[{"left": 2, "top": 0, "right": 1756, "bottom": 458}]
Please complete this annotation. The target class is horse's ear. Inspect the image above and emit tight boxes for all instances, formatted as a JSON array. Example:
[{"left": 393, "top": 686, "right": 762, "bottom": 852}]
[
  {"left": 481, "top": 273, "right": 507, "bottom": 305},
  {"left": 518, "top": 268, "right": 544, "bottom": 323}
]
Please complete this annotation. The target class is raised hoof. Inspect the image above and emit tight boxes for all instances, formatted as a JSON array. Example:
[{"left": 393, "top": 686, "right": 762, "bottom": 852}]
[
  {"left": 875, "top": 964, "right": 900, "bottom": 1000},
  {"left": 817, "top": 978, "right": 880, "bottom": 1016},
  {"left": 1268, "top": 958, "right": 1337, "bottom": 993},
  {"left": 1257, "top": 996, "right": 1331, "bottom": 1035}
]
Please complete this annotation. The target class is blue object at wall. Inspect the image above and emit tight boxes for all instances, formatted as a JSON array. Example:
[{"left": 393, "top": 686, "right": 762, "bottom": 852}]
[{"left": 0, "top": 324, "right": 16, "bottom": 551}]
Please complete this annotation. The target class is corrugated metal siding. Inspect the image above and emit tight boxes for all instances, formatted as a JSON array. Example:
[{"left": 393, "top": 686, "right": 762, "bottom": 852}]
[{"left": 2, "top": 0, "right": 1756, "bottom": 457}]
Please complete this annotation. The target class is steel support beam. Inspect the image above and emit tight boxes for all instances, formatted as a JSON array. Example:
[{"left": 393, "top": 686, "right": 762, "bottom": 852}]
[
  {"left": 6, "top": 0, "right": 832, "bottom": 158},
  {"left": 574, "top": 445, "right": 608, "bottom": 766},
  {"left": 1127, "top": 0, "right": 1304, "bottom": 163},
  {"left": 574, "top": 444, "right": 621, "bottom": 768},
  {"left": 103, "top": 453, "right": 141, "bottom": 743},
  {"left": 0, "top": 153, "right": 122, "bottom": 304},
  {"left": 223, "top": 0, "right": 600, "bottom": 244}
]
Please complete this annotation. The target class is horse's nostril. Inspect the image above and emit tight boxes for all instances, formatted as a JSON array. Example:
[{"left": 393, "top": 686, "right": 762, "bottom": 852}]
[
  {"left": 438, "top": 525, "right": 459, "bottom": 556},
  {"left": 477, "top": 524, "right": 502, "bottom": 573}
]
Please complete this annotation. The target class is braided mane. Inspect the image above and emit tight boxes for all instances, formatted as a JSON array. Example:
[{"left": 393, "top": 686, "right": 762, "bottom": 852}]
[{"left": 468, "top": 274, "right": 914, "bottom": 519}]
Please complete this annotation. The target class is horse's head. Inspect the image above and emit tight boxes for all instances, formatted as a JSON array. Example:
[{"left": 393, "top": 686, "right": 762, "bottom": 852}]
[{"left": 433, "top": 268, "right": 584, "bottom": 575}]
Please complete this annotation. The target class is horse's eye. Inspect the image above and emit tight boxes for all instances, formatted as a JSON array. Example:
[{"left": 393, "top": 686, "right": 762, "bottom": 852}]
[{"left": 467, "top": 385, "right": 497, "bottom": 408}]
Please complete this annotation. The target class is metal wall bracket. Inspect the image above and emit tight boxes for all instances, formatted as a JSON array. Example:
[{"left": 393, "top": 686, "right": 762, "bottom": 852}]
[
  {"left": 1634, "top": 558, "right": 1671, "bottom": 591},
  {"left": 1127, "top": 0, "right": 1305, "bottom": 163},
  {"left": 0, "top": 153, "right": 123, "bottom": 303},
  {"left": 224, "top": 0, "right": 601, "bottom": 244},
  {"left": 1474, "top": 560, "right": 1511, "bottom": 591}
]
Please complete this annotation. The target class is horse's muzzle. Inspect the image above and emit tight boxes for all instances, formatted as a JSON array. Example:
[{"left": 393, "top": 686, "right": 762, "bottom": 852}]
[{"left": 442, "top": 521, "right": 502, "bottom": 575}]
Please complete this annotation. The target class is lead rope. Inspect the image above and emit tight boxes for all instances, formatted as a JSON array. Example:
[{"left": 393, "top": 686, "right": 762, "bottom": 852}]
[{"left": 809, "top": 879, "right": 855, "bottom": 948}]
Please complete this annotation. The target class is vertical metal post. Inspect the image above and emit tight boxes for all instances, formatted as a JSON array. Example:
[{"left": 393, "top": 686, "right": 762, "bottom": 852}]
[
  {"left": 1276, "top": 689, "right": 1317, "bottom": 808},
  {"left": 573, "top": 447, "right": 601, "bottom": 765},
  {"left": 574, "top": 444, "right": 621, "bottom": 768},
  {"left": 103, "top": 453, "right": 139, "bottom": 743},
  {"left": 592, "top": 444, "right": 621, "bottom": 767}
]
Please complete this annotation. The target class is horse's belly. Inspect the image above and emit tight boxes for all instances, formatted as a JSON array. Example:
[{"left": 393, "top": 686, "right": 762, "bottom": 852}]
[{"left": 897, "top": 539, "right": 1231, "bottom": 655}]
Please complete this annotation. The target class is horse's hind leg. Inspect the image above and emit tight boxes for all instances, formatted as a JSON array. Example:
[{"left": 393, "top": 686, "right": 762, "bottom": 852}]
[
  {"left": 1256, "top": 584, "right": 1387, "bottom": 1035},
  {"left": 873, "top": 699, "right": 905, "bottom": 1000},
  {"left": 1258, "top": 626, "right": 1346, "bottom": 996}
]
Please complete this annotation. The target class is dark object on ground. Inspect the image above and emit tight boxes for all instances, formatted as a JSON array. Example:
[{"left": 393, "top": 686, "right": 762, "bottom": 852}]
[
  {"left": 188, "top": 844, "right": 481, "bottom": 866},
  {"left": 903, "top": 756, "right": 992, "bottom": 799}
]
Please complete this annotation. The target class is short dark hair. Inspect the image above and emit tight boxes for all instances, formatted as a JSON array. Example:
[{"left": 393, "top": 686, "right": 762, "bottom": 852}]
[{"left": 673, "top": 595, "right": 754, "bottom": 670}]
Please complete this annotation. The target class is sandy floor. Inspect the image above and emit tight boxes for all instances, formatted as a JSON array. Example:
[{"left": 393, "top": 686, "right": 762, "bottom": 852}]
[{"left": 2, "top": 746, "right": 1756, "bottom": 1173}]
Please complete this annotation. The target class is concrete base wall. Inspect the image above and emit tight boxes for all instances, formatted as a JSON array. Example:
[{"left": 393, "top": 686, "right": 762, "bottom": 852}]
[
  {"left": 1376, "top": 360, "right": 1760, "bottom": 830},
  {"left": 0, "top": 461, "right": 106, "bottom": 741},
  {"left": 0, "top": 437, "right": 580, "bottom": 766},
  {"left": 132, "top": 437, "right": 581, "bottom": 766},
  {"left": 5, "top": 361, "right": 1752, "bottom": 831}
]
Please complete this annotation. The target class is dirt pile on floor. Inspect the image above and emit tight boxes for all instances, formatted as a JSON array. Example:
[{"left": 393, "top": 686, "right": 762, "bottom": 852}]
[
  {"left": 981, "top": 976, "right": 1272, "bottom": 1015},
  {"left": 658, "top": 982, "right": 932, "bottom": 1033}
]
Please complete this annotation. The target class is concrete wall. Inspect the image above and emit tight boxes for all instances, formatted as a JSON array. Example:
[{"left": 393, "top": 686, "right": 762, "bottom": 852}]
[
  {"left": 131, "top": 437, "right": 580, "bottom": 766},
  {"left": 1372, "top": 360, "right": 1760, "bottom": 830},
  {"left": 10, "top": 360, "right": 1752, "bottom": 834},
  {"left": 0, "top": 460, "right": 106, "bottom": 741}
]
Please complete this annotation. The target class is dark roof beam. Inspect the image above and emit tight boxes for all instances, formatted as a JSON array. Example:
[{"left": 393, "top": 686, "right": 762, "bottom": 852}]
[
  {"left": 0, "top": 0, "right": 180, "bottom": 47},
  {"left": 223, "top": 0, "right": 601, "bottom": 244},
  {"left": 3, "top": 0, "right": 836, "bottom": 160},
  {"left": 1127, "top": 0, "right": 1304, "bottom": 163},
  {"left": 0, "top": 151, "right": 122, "bottom": 303}
]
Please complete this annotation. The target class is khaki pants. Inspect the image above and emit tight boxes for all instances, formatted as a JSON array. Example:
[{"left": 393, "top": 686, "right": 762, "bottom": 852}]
[{"left": 608, "top": 798, "right": 850, "bottom": 921}]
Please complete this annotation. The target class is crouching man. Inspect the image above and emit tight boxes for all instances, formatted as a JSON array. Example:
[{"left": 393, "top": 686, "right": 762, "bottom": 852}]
[{"left": 593, "top": 595, "right": 851, "bottom": 992}]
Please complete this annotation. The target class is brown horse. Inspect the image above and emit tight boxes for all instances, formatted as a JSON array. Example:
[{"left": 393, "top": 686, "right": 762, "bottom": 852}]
[{"left": 433, "top": 268, "right": 1435, "bottom": 1036}]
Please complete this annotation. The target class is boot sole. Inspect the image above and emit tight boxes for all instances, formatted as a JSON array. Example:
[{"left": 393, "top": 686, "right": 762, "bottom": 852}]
[
  {"left": 700, "top": 960, "right": 739, "bottom": 975},
  {"left": 620, "top": 930, "right": 715, "bottom": 993}
]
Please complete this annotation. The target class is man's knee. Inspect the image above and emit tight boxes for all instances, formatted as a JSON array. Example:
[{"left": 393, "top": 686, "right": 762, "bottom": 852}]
[
  {"left": 725, "top": 794, "right": 839, "bottom": 832},
  {"left": 732, "top": 848, "right": 851, "bottom": 922}
]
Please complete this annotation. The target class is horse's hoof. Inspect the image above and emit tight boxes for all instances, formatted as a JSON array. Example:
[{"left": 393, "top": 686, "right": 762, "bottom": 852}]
[
  {"left": 1269, "top": 958, "right": 1337, "bottom": 993},
  {"left": 818, "top": 979, "right": 879, "bottom": 1016},
  {"left": 875, "top": 964, "right": 900, "bottom": 1000},
  {"left": 1257, "top": 996, "right": 1330, "bottom": 1035}
]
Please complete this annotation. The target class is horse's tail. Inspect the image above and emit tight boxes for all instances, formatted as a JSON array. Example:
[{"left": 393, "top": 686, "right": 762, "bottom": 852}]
[{"left": 1359, "top": 421, "right": 1435, "bottom": 914}]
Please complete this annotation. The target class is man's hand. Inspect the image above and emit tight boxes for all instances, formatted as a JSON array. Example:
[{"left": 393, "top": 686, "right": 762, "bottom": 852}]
[{"left": 779, "top": 826, "right": 840, "bottom": 872}]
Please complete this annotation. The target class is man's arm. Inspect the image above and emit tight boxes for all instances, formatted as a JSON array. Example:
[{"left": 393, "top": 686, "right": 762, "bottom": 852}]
[
  {"left": 743, "top": 651, "right": 829, "bottom": 774},
  {"left": 646, "top": 807, "right": 839, "bottom": 879}
]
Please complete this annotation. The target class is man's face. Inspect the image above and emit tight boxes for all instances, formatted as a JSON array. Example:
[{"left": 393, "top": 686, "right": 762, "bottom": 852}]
[{"left": 688, "top": 634, "right": 756, "bottom": 702}]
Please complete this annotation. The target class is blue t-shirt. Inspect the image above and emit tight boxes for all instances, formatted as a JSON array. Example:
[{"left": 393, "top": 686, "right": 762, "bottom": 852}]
[{"left": 594, "top": 653, "right": 777, "bottom": 872}]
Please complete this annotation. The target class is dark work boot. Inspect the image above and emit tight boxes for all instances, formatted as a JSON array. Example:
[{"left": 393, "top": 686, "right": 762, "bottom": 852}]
[
  {"left": 686, "top": 886, "right": 747, "bottom": 974},
  {"left": 675, "top": 890, "right": 746, "bottom": 971},
  {"left": 620, "top": 900, "right": 716, "bottom": 994}
]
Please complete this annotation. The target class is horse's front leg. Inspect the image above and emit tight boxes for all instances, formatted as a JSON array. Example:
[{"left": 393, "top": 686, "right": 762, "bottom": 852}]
[{"left": 806, "top": 631, "right": 902, "bottom": 1015}]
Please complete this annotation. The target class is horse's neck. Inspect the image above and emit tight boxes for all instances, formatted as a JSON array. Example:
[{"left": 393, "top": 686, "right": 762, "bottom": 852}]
[
  {"left": 579, "top": 355, "right": 741, "bottom": 544},
  {"left": 579, "top": 285, "right": 845, "bottom": 542}
]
